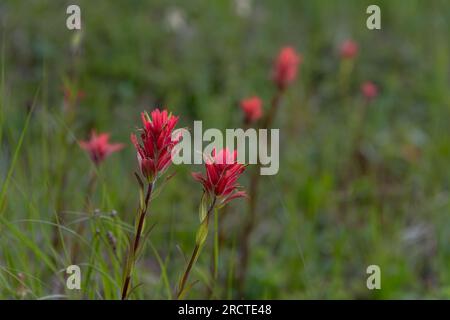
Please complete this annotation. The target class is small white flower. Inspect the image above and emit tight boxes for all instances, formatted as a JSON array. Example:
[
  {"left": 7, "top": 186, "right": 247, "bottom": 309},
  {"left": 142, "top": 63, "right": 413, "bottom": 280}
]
[
  {"left": 165, "top": 7, "right": 188, "bottom": 32},
  {"left": 234, "top": 0, "right": 252, "bottom": 18}
]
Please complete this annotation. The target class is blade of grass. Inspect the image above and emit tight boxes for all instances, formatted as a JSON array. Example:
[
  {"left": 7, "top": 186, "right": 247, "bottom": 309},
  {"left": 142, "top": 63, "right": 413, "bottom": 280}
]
[
  {"left": 0, "top": 215, "right": 56, "bottom": 274},
  {"left": 0, "top": 27, "right": 6, "bottom": 145},
  {"left": 0, "top": 86, "right": 40, "bottom": 215},
  {"left": 150, "top": 242, "right": 172, "bottom": 299}
]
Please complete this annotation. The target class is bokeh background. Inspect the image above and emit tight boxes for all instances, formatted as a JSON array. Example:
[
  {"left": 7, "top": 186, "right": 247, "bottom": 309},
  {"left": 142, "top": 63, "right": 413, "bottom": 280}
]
[{"left": 0, "top": 0, "right": 449, "bottom": 299}]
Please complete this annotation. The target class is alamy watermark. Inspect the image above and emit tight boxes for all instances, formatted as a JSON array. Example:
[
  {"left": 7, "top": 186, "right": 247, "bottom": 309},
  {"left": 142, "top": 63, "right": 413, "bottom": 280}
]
[
  {"left": 366, "top": 5, "right": 381, "bottom": 30},
  {"left": 67, "top": 5, "right": 381, "bottom": 31},
  {"left": 66, "top": 5, "right": 81, "bottom": 30},
  {"left": 366, "top": 265, "right": 381, "bottom": 290},
  {"left": 66, "top": 265, "right": 81, "bottom": 290},
  {"left": 171, "top": 121, "right": 279, "bottom": 175}
]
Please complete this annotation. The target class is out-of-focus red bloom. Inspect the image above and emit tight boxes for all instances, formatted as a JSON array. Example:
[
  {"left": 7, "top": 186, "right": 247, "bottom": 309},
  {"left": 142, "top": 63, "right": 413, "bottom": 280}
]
[
  {"left": 62, "top": 86, "right": 85, "bottom": 104},
  {"left": 361, "top": 81, "right": 378, "bottom": 101},
  {"left": 192, "top": 148, "right": 246, "bottom": 206},
  {"left": 79, "top": 131, "right": 124, "bottom": 166},
  {"left": 340, "top": 39, "right": 358, "bottom": 59},
  {"left": 240, "top": 96, "right": 263, "bottom": 123},
  {"left": 272, "top": 47, "right": 302, "bottom": 90},
  {"left": 131, "top": 108, "right": 181, "bottom": 182}
]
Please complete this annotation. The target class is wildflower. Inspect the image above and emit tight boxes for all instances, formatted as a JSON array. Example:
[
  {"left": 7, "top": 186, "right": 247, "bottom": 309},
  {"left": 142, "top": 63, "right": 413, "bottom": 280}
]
[
  {"left": 240, "top": 96, "right": 263, "bottom": 123},
  {"left": 272, "top": 47, "right": 301, "bottom": 90},
  {"left": 361, "top": 81, "right": 378, "bottom": 101},
  {"left": 178, "top": 148, "right": 247, "bottom": 299},
  {"left": 79, "top": 131, "right": 124, "bottom": 166},
  {"left": 122, "top": 108, "right": 181, "bottom": 300},
  {"left": 192, "top": 148, "right": 246, "bottom": 207},
  {"left": 131, "top": 108, "right": 181, "bottom": 182},
  {"left": 340, "top": 39, "right": 358, "bottom": 59}
]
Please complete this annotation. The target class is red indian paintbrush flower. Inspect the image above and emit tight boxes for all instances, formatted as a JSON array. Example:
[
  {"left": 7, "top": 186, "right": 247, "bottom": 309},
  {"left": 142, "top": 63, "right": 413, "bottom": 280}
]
[
  {"left": 122, "top": 108, "right": 181, "bottom": 300},
  {"left": 240, "top": 96, "right": 263, "bottom": 123},
  {"left": 131, "top": 108, "right": 181, "bottom": 182},
  {"left": 340, "top": 39, "right": 358, "bottom": 59},
  {"left": 192, "top": 148, "right": 246, "bottom": 206},
  {"left": 272, "top": 46, "right": 302, "bottom": 90},
  {"left": 361, "top": 81, "right": 378, "bottom": 101},
  {"left": 79, "top": 131, "right": 124, "bottom": 166},
  {"left": 178, "top": 148, "right": 247, "bottom": 299}
]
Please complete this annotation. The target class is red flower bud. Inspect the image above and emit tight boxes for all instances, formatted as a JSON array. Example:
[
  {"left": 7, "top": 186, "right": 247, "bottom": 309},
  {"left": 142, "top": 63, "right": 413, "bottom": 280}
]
[
  {"left": 340, "top": 39, "right": 358, "bottom": 59},
  {"left": 131, "top": 108, "right": 181, "bottom": 182},
  {"left": 240, "top": 96, "right": 263, "bottom": 123},
  {"left": 361, "top": 81, "right": 378, "bottom": 101},
  {"left": 192, "top": 148, "right": 247, "bottom": 206},
  {"left": 79, "top": 131, "right": 124, "bottom": 166},
  {"left": 272, "top": 47, "right": 302, "bottom": 90}
]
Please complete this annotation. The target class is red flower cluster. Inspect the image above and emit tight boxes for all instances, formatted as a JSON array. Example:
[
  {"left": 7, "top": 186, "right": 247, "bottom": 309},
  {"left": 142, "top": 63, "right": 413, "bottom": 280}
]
[
  {"left": 131, "top": 108, "right": 181, "bottom": 182},
  {"left": 272, "top": 47, "right": 302, "bottom": 90},
  {"left": 361, "top": 81, "right": 378, "bottom": 101},
  {"left": 79, "top": 131, "right": 124, "bottom": 166},
  {"left": 240, "top": 96, "right": 263, "bottom": 123},
  {"left": 340, "top": 39, "right": 358, "bottom": 59},
  {"left": 192, "top": 148, "right": 246, "bottom": 205}
]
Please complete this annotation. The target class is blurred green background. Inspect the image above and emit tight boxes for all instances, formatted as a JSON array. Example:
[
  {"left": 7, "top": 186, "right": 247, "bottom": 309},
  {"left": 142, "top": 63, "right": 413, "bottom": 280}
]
[{"left": 0, "top": 0, "right": 449, "bottom": 299}]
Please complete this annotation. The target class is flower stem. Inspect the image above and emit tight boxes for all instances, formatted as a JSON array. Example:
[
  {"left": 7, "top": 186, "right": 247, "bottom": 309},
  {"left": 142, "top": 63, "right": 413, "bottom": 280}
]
[
  {"left": 177, "top": 243, "right": 200, "bottom": 300},
  {"left": 237, "top": 88, "right": 283, "bottom": 297},
  {"left": 121, "top": 181, "right": 153, "bottom": 300},
  {"left": 338, "top": 59, "right": 353, "bottom": 100},
  {"left": 262, "top": 89, "right": 283, "bottom": 129},
  {"left": 206, "top": 206, "right": 220, "bottom": 298},
  {"left": 177, "top": 196, "right": 216, "bottom": 299}
]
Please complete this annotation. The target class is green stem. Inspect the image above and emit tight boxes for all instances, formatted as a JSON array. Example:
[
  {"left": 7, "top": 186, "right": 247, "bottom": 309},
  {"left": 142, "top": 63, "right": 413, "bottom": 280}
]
[
  {"left": 177, "top": 196, "right": 217, "bottom": 299},
  {"left": 121, "top": 181, "right": 153, "bottom": 300},
  {"left": 236, "top": 87, "right": 283, "bottom": 297}
]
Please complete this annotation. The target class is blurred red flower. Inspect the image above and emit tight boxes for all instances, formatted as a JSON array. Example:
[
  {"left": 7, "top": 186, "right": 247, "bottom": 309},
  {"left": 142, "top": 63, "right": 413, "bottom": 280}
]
[
  {"left": 361, "top": 81, "right": 378, "bottom": 101},
  {"left": 192, "top": 148, "right": 246, "bottom": 206},
  {"left": 131, "top": 108, "right": 181, "bottom": 182},
  {"left": 62, "top": 86, "right": 85, "bottom": 104},
  {"left": 272, "top": 46, "right": 302, "bottom": 90},
  {"left": 340, "top": 39, "right": 358, "bottom": 59},
  {"left": 79, "top": 131, "right": 124, "bottom": 166},
  {"left": 240, "top": 96, "right": 263, "bottom": 123}
]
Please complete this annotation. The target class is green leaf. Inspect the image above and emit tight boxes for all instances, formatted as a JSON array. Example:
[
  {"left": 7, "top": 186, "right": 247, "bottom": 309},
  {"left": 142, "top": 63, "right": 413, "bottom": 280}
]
[
  {"left": 195, "top": 218, "right": 209, "bottom": 246},
  {"left": 198, "top": 192, "right": 209, "bottom": 222}
]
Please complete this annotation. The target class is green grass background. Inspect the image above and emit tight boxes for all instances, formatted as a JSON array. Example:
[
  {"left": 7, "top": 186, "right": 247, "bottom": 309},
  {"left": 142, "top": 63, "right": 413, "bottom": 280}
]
[{"left": 0, "top": 0, "right": 449, "bottom": 299}]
